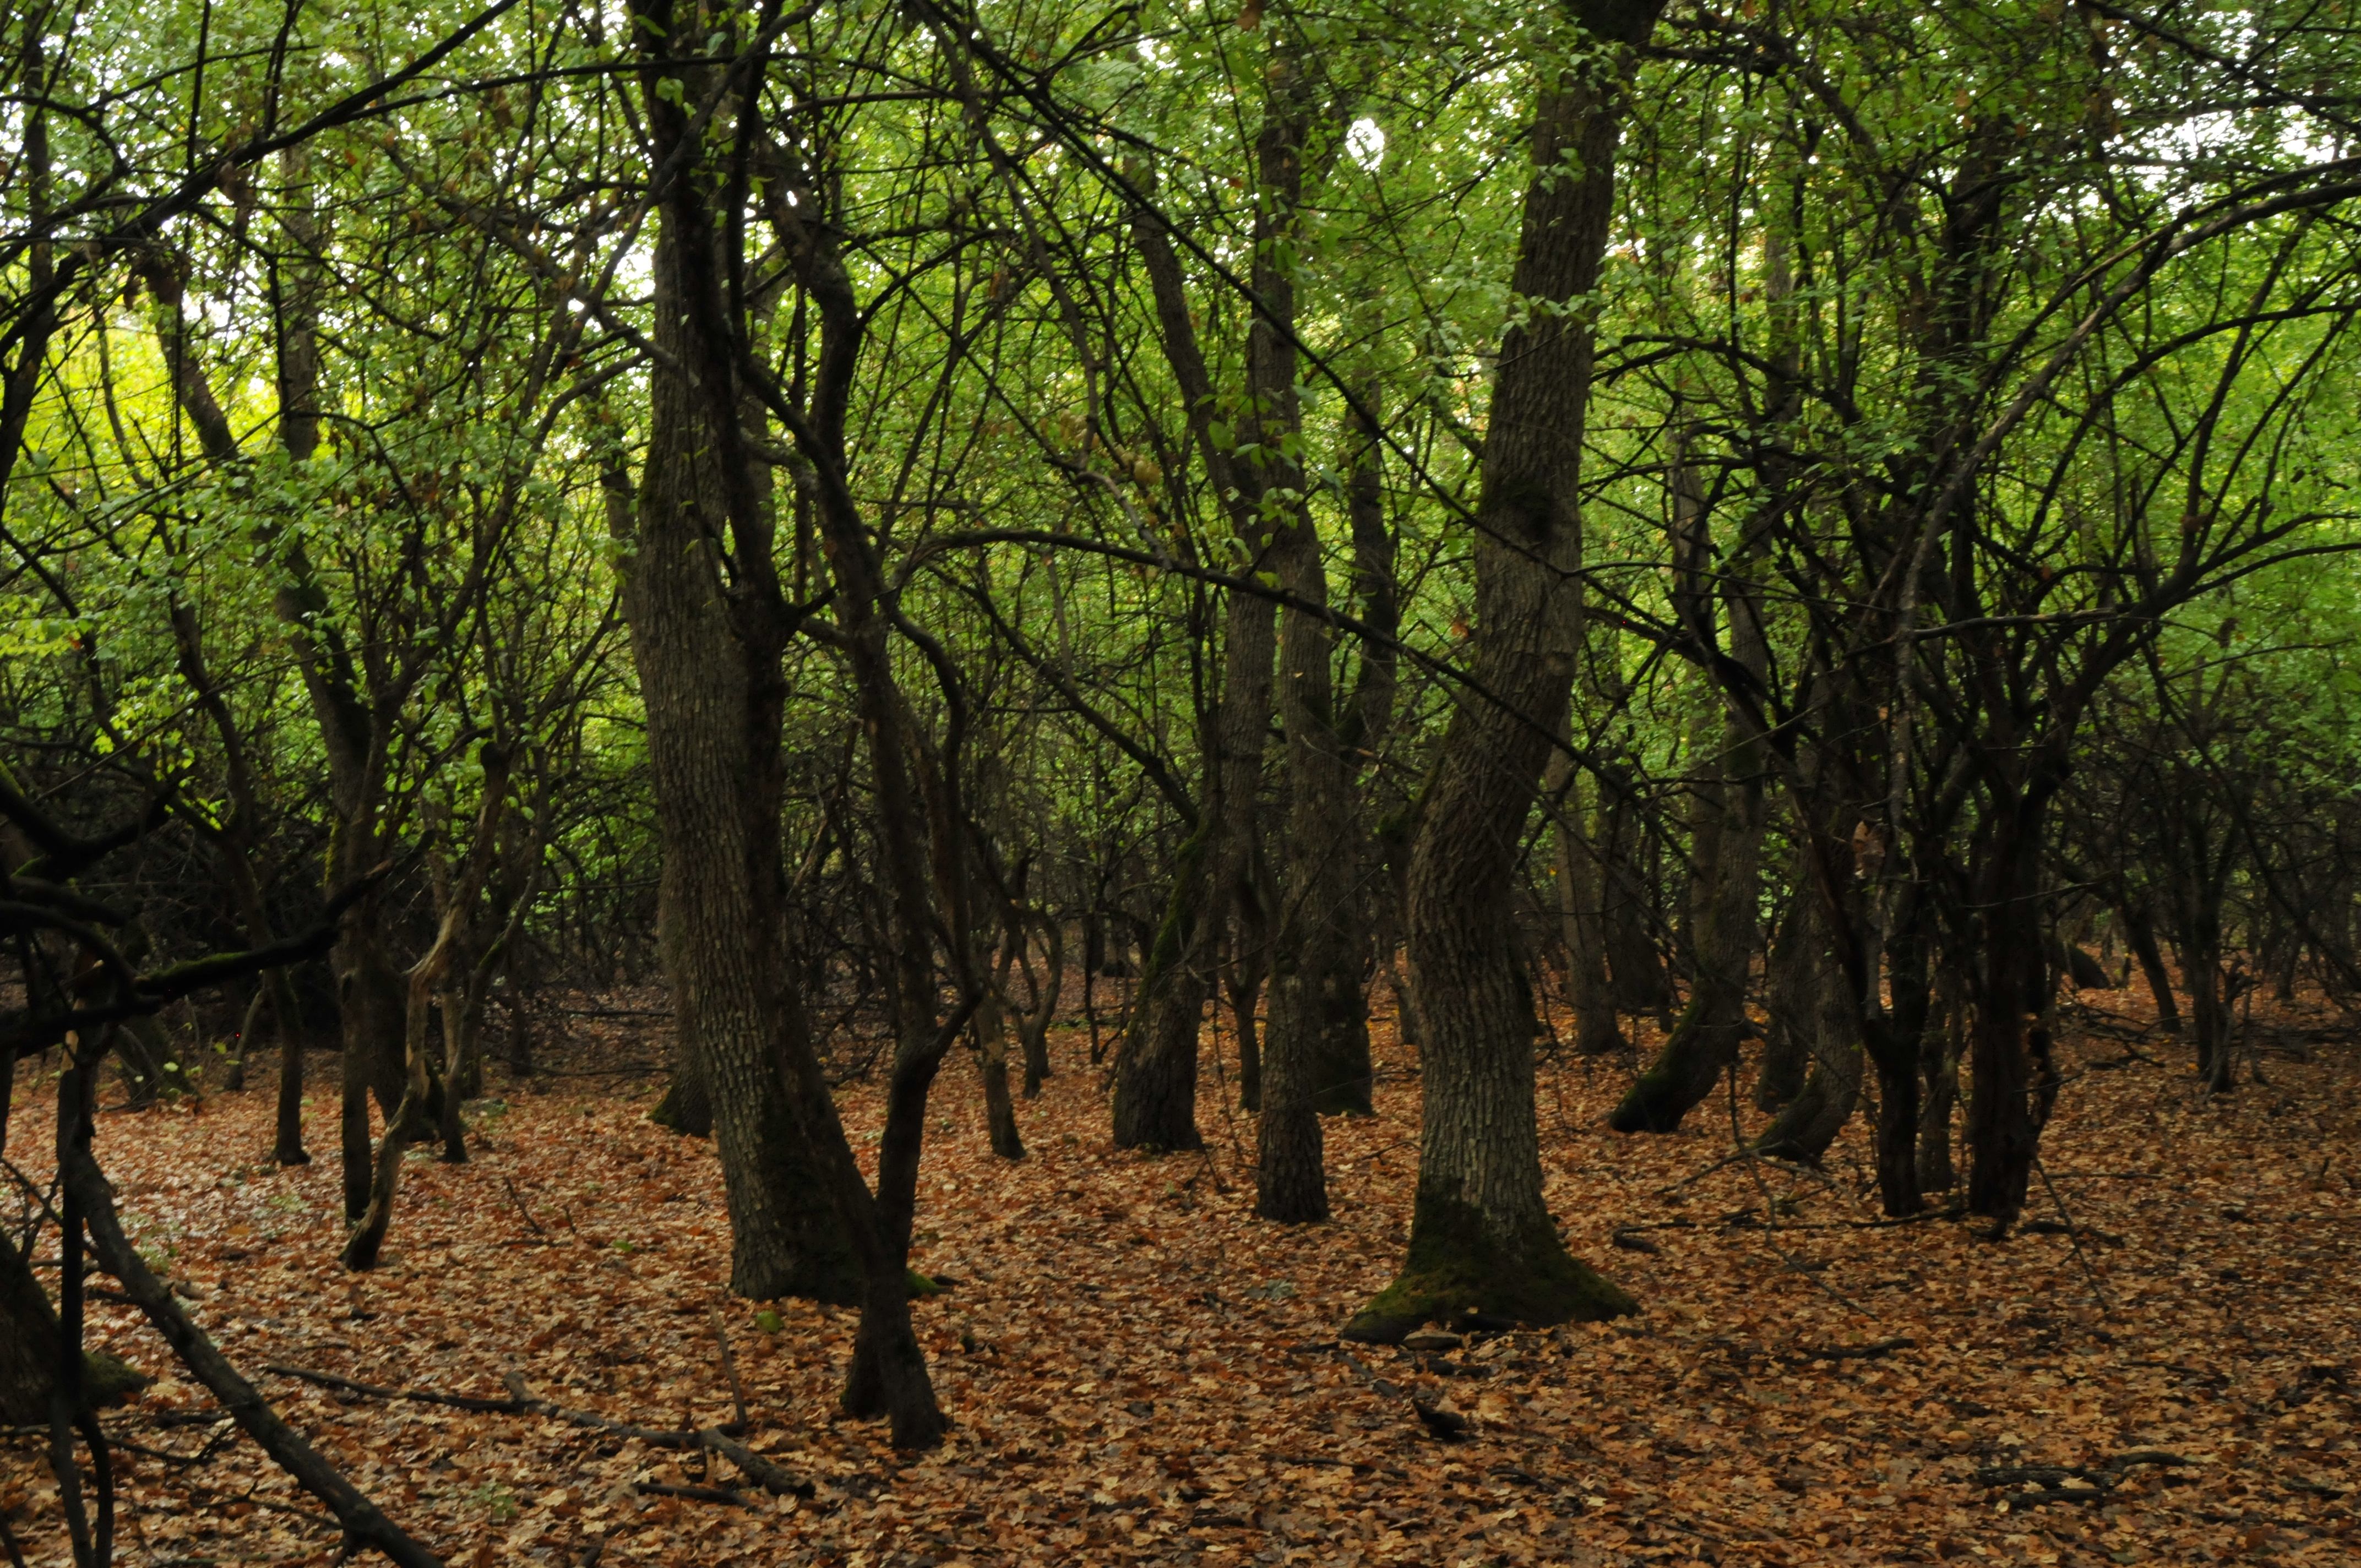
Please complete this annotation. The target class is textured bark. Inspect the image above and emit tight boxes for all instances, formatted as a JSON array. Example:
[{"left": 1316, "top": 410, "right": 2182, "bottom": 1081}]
[
  {"left": 0, "top": 1235, "right": 137, "bottom": 1424},
  {"left": 1346, "top": 0, "right": 1663, "bottom": 1342},
  {"left": 612, "top": 90, "right": 857, "bottom": 1303},
  {"left": 1258, "top": 40, "right": 1355, "bottom": 1221}
]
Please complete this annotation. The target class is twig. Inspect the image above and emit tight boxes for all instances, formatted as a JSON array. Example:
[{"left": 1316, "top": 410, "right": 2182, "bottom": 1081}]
[
  {"left": 502, "top": 1174, "right": 551, "bottom": 1239},
  {"left": 709, "top": 1308, "right": 748, "bottom": 1431},
  {"left": 496, "top": 1374, "right": 813, "bottom": 1498},
  {"left": 265, "top": 1364, "right": 526, "bottom": 1413},
  {"left": 633, "top": 1482, "right": 743, "bottom": 1506},
  {"left": 2032, "top": 1153, "right": 2111, "bottom": 1309}
]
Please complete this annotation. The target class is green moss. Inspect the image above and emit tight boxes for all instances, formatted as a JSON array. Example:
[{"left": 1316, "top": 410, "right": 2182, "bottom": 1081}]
[
  {"left": 905, "top": 1268, "right": 941, "bottom": 1298},
  {"left": 1341, "top": 1184, "right": 1636, "bottom": 1344},
  {"left": 84, "top": 1351, "right": 151, "bottom": 1406}
]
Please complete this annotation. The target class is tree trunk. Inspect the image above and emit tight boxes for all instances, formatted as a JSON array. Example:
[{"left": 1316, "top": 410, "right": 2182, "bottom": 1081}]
[
  {"left": 1014, "top": 913, "right": 1061, "bottom": 1097},
  {"left": 610, "top": 126, "right": 857, "bottom": 1302},
  {"left": 1752, "top": 914, "right": 1861, "bottom": 1165},
  {"left": 1549, "top": 754, "right": 1625, "bottom": 1056},
  {"left": 1864, "top": 912, "right": 1932, "bottom": 1215},
  {"left": 1113, "top": 826, "right": 1215, "bottom": 1151},
  {"left": 1964, "top": 813, "right": 2048, "bottom": 1222},
  {"left": 1917, "top": 967, "right": 1964, "bottom": 1193},
  {"left": 1753, "top": 882, "right": 1814, "bottom": 1109},
  {"left": 2116, "top": 893, "right": 2180, "bottom": 1030},
  {"left": 1345, "top": 0, "right": 1663, "bottom": 1341},
  {"left": 973, "top": 986, "right": 1025, "bottom": 1159}
]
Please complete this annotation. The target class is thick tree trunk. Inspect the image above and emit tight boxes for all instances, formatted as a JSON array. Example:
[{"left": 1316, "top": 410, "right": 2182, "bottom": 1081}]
[
  {"left": 611, "top": 141, "right": 856, "bottom": 1303},
  {"left": 1346, "top": 0, "right": 1662, "bottom": 1341}
]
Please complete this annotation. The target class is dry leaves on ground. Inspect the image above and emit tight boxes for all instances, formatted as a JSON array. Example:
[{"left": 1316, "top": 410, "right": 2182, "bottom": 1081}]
[{"left": 4, "top": 982, "right": 2358, "bottom": 1566}]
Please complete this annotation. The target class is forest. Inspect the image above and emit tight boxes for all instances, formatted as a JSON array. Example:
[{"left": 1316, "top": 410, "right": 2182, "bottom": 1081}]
[{"left": 3, "top": 0, "right": 2360, "bottom": 1561}]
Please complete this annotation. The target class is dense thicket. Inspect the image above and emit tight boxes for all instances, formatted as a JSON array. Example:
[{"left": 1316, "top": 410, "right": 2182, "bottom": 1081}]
[{"left": 4, "top": 0, "right": 2359, "bottom": 1546}]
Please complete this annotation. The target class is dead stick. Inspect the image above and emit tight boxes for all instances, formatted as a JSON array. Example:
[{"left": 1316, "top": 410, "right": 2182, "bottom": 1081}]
[
  {"left": 709, "top": 1308, "right": 749, "bottom": 1430},
  {"left": 61, "top": 1145, "right": 442, "bottom": 1568},
  {"left": 494, "top": 1374, "right": 812, "bottom": 1498},
  {"left": 265, "top": 1365, "right": 527, "bottom": 1414},
  {"left": 501, "top": 1174, "right": 550, "bottom": 1238}
]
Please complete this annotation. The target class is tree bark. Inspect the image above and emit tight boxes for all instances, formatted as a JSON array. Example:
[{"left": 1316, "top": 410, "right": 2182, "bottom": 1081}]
[
  {"left": 1345, "top": 0, "right": 1663, "bottom": 1341},
  {"left": 610, "top": 75, "right": 858, "bottom": 1303},
  {"left": 1610, "top": 442, "right": 1767, "bottom": 1130},
  {"left": 1549, "top": 753, "right": 1626, "bottom": 1055},
  {"left": 1752, "top": 901, "right": 1861, "bottom": 1165}
]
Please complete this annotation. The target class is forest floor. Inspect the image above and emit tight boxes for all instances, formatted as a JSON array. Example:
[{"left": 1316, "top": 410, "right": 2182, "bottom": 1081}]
[{"left": 6, "top": 982, "right": 2361, "bottom": 1567}]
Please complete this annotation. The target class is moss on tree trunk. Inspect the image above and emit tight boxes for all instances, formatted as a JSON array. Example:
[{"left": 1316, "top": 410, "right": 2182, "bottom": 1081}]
[{"left": 1343, "top": 1186, "right": 1634, "bottom": 1343}]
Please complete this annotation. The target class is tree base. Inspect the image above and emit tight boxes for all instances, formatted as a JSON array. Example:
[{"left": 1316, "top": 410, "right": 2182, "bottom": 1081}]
[{"left": 1340, "top": 1189, "right": 1636, "bottom": 1343}]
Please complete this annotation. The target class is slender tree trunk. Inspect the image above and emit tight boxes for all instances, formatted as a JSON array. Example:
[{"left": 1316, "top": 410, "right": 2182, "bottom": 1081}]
[
  {"left": 1917, "top": 963, "right": 1963, "bottom": 1192},
  {"left": 1549, "top": 754, "right": 1625, "bottom": 1055},
  {"left": 1964, "top": 808, "right": 2048, "bottom": 1222},
  {"left": 1753, "top": 881, "right": 1814, "bottom": 1109},
  {"left": 1753, "top": 905, "right": 1861, "bottom": 1164},
  {"left": 1346, "top": 0, "right": 1663, "bottom": 1341},
  {"left": 1015, "top": 913, "right": 1060, "bottom": 1097},
  {"left": 973, "top": 984, "right": 1025, "bottom": 1159},
  {"left": 1114, "top": 826, "right": 1214, "bottom": 1150},
  {"left": 2116, "top": 893, "right": 2180, "bottom": 1030}
]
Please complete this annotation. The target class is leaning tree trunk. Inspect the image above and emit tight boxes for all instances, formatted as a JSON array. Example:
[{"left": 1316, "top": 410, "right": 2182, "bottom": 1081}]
[
  {"left": 2115, "top": 891, "right": 2182, "bottom": 1031},
  {"left": 1345, "top": 0, "right": 1663, "bottom": 1342},
  {"left": 1611, "top": 434, "right": 1769, "bottom": 1130}
]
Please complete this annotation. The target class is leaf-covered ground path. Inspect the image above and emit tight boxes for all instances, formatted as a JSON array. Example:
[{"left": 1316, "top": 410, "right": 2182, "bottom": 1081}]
[{"left": 7, "top": 986, "right": 2360, "bottom": 1566}]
